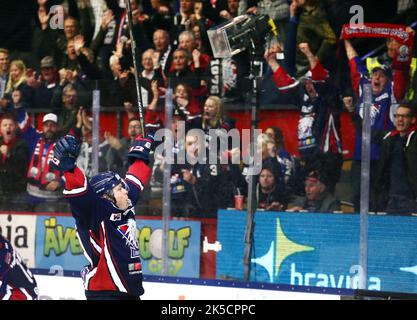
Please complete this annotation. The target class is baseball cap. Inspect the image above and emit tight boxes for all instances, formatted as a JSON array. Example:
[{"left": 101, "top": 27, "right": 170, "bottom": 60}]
[
  {"left": 40, "top": 56, "right": 56, "bottom": 69},
  {"left": 42, "top": 113, "right": 58, "bottom": 123},
  {"left": 305, "top": 170, "right": 327, "bottom": 186}
]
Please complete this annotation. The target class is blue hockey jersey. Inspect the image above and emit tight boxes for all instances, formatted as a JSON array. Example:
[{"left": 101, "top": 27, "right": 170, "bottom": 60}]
[
  {"left": 0, "top": 235, "right": 38, "bottom": 300},
  {"left": 63, "top": 159, "right": 151, "bottom": 297}
]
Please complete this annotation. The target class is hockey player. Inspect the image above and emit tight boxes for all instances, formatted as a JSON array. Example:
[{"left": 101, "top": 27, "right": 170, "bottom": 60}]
[
  {"left": 0, "top": 235, "right": 38, "bottom": 300},
  {"left": 51, "top": 132, "right": 154, "bottom": 300}
]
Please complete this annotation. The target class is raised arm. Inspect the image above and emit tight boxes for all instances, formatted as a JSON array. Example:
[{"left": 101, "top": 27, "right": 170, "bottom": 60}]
[
  {"left": 265, "top": 47, "right": 300, "bottom": 91},
  {"left": 124, "top": 133, "right": 155, "bottom": 205},
  {"left": 51, "top": 135, "right": 96, "bottom": 224}
]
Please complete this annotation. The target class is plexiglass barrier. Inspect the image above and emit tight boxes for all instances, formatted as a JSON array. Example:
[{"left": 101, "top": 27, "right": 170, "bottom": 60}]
[{"left": 1, "top": 71, "right": 417, "bottom": 299}]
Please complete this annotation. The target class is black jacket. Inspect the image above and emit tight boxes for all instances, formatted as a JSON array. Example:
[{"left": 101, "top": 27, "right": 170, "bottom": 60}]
[{"left": 376, "top": 127, "right": 417, "bottom": 210}]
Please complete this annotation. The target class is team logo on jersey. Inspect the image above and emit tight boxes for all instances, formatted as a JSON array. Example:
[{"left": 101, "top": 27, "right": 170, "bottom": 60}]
[{"left": 117, "top": 219, "right": 140, "bottom": 258}]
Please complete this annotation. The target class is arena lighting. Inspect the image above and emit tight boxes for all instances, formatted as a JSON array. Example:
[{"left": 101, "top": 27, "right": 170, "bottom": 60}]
[{"left": 207, "top": 14, "right": 277, "bottom": 59}]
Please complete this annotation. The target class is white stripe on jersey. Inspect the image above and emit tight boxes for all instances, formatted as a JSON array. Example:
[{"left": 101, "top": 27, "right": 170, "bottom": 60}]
[
  {"left": 125, "top": 174, "right": 144, "bottom": 190},
  {"left": 20, "top": 288, "right": 33, "bottom": 300},
  {"left": 3, "top": 285, "right": 12, "bottom": 300},
  {"left": 76, "top": 229, "right": 93, "bottom": 265},
  {"left": 84, "top": 267, "right": 97, "bottom": 290},
  {"left": 14, "top": 251, "right": 35, "bottom": 284},
  {"left": 63, "top": 174, "right": 88, "bottom": 195},
  {"left": 89, "top": 235, "right": 102, "bottom": 255},
  {"left": 278, "top": 80, "right": 300, "bottom": 91},
  {"left": 101, "top": 222, "right": 128, "bottom": 293}
]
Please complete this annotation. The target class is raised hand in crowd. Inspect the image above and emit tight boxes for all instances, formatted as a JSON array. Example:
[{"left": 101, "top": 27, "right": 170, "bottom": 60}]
[
  {"left": 26, "top": 71, "right": 42, "bottom": 89},
  {"left": 246, "top": 6, "right": 257, "bottom": 15},
  {"left": 113, "top": 40, "right": 124, "bottom": 58},
  {"left": 124, "top": 101, "right": 137, "bottom": 120},
  {"left": 58, "top": 68, "right": 67, "bottom": 85},
  {"left": 152, "top": 51, "right": 160, "bottom": 69},
  {"left": 182, "top": 169, "right": 197, "bottom": 184},
  {"left": 101, "top": 9, "right": 114, "bottom": 30},
  {"left": 37, "top": 0, "right": 48, "bottom": 7},
  {"left": 342, "top": 96, "right": 355, "bottom": 113},
  {"left": 148, "top": 80, "right": 159, "bottom": 111},
  {"left": 38, "top": 4, "right": 50, "bottom": 30},
  {"left": 219, "top": 10, "right": 232, "bottom": 20},
  {"left": 264, "top": 47, "right": 280, "bottom": 72},
  {"left": 104, "top": 131, "right": 122, "bottom": 150},
  {"left": 192, "top": 49, "right": 201, "bottom": 68},
  {"left": 193, "top": 1, "right": 203, "bottom": 21},
  {"left": 298, "top": 42, "right": 318, "bottom": 68},
  {"left": 73, "top": 35, "right": 85, "bottom": 55},
  {"left": 0, "top": 144, "right": 8, "bottom": 157},
  {"left": 289, "top": 0, "right": 300, "bottom": 18}
]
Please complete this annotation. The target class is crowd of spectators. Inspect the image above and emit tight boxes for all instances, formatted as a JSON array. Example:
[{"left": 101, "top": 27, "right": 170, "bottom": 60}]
[{"left": 0, "top": 0, "right": 417, "bottom": 216}]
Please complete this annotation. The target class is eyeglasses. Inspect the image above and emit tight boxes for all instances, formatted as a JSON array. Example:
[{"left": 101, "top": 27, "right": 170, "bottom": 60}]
[
  {"left": 394, "top": 114, "right": 412, "bottom": 119},
  {"left": 128, "top": 125, "right": 141, "bottom": 129}
]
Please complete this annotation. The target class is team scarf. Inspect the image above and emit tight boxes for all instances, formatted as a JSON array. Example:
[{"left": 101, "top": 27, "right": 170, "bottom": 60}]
[
  {"left": 341, "top": 23, "right": 413, "bottom": 45},
  {"left": 27, "top": 138, "right": 60, "bottom": 187},
  {"left": 340, "top": 23, "right": 414, "bottom": 68}
]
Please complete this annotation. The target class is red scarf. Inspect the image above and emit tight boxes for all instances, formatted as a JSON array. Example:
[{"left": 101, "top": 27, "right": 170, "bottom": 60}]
[
  {"left": 27, "top": 138, "right": 60, "bottom": 187},
  {"left": 341, "top": 23, "right": 412, "bottom": 45},
  {"left": 340, "top": 23, "right": 414, "bottom": 69}
]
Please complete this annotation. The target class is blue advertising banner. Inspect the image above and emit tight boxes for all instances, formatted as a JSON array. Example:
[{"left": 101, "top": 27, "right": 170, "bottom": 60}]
[
  {"left": 35, "top": 216, "right": 201, "bottom": 277},
  {"left": 216, "top": 210, "right": 417, "bottom": 293}
]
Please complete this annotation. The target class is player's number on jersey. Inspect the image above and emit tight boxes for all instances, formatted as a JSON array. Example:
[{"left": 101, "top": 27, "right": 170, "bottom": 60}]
[{"left": 209, "top": 165, "right": 218, "bottom": 176}]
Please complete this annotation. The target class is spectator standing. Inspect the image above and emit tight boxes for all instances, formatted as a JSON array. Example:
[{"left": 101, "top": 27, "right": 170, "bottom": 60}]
[
  {"left": 266, "top": 43, "right": 343, "bottom": 194},
  {"left": 0, "top": 115, "right": 29, "bottom": 211},
  {"left": 292, "top": 0, "right": 337, "bottom": 76},
  {"left": 376, "top": 102, "right": 417, "bottom": 214},
  {"left": 344, "top": 38, "right": 410, "bottom": 211},
  {"left": 18, "top": 112, "right": 64, "bottom": 211}
]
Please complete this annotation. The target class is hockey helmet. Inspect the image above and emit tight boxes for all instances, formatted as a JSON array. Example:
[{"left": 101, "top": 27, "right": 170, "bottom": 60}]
[{"left": 90, "top": 171, "right": 130, "bottom": 197}]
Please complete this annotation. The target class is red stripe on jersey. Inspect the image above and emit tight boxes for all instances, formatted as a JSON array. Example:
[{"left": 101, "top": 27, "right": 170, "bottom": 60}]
[
  {"left": 9, "top": 288, "right": 29, "bottom": 300},
  {"left": 64, "top": 167, "right": 88, "bottom": 197},
  {"left": 127, "top": 161, "right": 151, "bottom": 188},
  {"left": 87, "top": 226, "right": 118, "bottom": 292}
]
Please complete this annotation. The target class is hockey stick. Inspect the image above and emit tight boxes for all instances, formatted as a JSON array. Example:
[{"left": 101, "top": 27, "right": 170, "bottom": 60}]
[{"left": 123, "top": 0, "right": 146, "bottom": 135}]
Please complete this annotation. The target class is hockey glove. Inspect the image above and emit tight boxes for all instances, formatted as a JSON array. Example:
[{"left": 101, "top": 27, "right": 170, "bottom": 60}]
[
  {"left": 128, "top": 133, "right": 155, "bottom": 165},
  {"left": 51, "top": 135, "right": 81, "bottom": 172}
]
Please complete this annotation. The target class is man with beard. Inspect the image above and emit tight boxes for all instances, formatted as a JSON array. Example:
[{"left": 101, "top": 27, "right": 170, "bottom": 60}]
[
  {"left": 0, "top": 115, "right": 29, "bottom": 211},
  {"left": 18, "top": 112, "right": 64, "bottom": 211}
]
